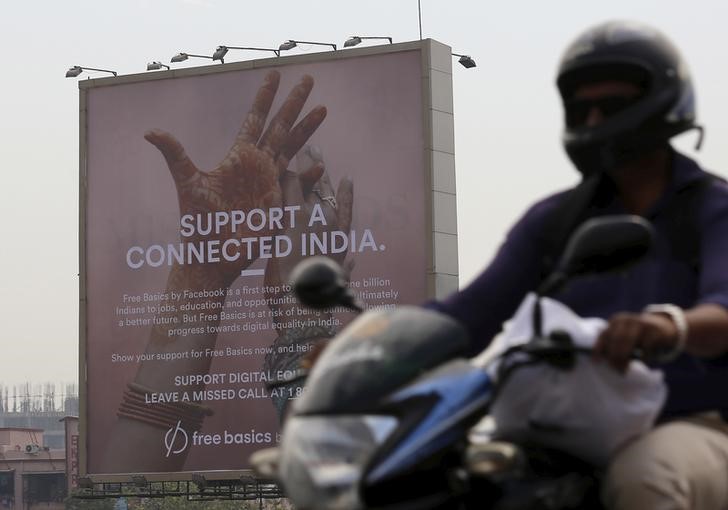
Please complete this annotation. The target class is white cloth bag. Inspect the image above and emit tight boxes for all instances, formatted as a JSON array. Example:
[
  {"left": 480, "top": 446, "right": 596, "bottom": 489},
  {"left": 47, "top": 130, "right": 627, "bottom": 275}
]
[{"left": 479, "top": 294, "right": 667, "bottom": 466}]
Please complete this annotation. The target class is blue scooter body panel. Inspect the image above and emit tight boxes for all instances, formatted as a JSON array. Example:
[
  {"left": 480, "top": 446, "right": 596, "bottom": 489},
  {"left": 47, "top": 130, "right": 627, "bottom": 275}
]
[{"left": 366, "top": 359, "right": 493, "bottom": 484}]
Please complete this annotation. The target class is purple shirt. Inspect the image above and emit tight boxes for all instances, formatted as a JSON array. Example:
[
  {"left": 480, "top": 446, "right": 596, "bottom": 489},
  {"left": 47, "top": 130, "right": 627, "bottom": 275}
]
[{"left": 430, "top": 151, "right": 728, "bottom": 418}]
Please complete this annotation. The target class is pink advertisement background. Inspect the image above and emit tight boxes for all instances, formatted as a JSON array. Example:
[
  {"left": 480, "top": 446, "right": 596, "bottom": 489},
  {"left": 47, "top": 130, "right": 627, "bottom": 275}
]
[{"left": 84, "top": 50, "right": 426, "bottom": 473}]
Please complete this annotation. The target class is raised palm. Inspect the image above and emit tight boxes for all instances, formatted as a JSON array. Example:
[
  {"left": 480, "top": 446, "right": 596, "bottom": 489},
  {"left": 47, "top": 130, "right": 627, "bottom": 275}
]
[{"left": 144, "top": 70, "right": 326, "bottom": 285}]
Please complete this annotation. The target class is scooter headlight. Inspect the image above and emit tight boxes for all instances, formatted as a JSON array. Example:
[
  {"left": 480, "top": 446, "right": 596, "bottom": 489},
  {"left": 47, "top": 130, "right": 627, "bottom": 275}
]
[{"left": 279, "top": 415, "right": 398, "bottom": 510}]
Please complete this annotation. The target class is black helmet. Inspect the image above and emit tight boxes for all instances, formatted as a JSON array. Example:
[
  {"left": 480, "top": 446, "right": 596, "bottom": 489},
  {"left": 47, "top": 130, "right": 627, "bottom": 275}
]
[{"left": 557, "top": 20, "right": 700, "bottom": 176}]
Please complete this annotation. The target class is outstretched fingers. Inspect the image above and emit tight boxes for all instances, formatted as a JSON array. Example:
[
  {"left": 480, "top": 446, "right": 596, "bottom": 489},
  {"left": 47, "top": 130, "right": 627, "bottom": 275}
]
[
  {"left": 334, "top": 177, "right": 353, "bottom": 232},
  {"left": 299, "top": 163, "right": 326, "bottom": 197},
  {"left": 235, "top": 70, "right": 281, "bottom": 146},
  {"left": 280, "top": 106, "right": 327, "bottom": 165},
  {"left": 259, "top": 75, "right": 315, "bottom": 159},
  {"left": 144, "top": 129, "right": 199, "bottom": 184}
]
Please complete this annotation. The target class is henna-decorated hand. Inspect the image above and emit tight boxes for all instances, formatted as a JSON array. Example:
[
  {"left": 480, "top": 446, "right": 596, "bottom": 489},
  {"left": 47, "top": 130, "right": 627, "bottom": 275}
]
[
  {"left": 144, "top": 71, "right": 326, "bottom": 287},
  {"left": 264, "top": 144, "right": 354, "bottom": 296}
]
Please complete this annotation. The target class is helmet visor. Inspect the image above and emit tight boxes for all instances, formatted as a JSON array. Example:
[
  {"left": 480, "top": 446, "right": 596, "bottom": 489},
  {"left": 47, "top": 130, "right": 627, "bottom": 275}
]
[{"left": 564, "top": 94, "right": 643, "bottom": 128}]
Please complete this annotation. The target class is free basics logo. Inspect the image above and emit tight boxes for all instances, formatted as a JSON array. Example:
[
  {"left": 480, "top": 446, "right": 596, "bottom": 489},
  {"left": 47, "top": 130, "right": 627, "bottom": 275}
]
[
  {"left": 164, "top": 421, "right": 189, "bottom": 457},
  {"left": 164, "top": 421, "right": 274, "bottom": 457}
]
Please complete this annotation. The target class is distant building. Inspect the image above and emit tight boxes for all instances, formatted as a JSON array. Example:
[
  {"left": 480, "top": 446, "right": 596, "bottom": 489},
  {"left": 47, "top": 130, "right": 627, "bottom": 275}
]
[
  {"left": 0, "top": 415, "right": 67, "bottom": 451},
  {"left": 0, "top": 428, "right": 66, "bottom": 509},
  {"left": 0, "top": 384, "right": 79, "bottom": 450}
]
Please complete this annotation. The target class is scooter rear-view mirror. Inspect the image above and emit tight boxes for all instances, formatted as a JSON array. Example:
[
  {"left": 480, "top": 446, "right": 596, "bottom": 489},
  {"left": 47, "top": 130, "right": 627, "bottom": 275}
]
[
  {"left": 538, "top": 215, "right": 655, "bottom": 297},
  {"left": 289, "top": 256, "right": 363, "bottom": 311},
  {"left": 532, "top": 215, "right": 655, "bottom": 338}
]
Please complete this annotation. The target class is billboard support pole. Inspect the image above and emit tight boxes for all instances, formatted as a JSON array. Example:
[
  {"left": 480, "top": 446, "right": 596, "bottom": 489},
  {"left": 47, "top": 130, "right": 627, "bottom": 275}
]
[{"left": 418, "top": 0, "right": 423, "bottom": 39}]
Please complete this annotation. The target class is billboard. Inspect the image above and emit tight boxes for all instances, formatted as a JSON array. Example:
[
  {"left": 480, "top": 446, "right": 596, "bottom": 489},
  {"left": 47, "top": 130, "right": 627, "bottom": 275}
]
[{"left": 79, "top": 39, "right": 458, "bottom": 478}]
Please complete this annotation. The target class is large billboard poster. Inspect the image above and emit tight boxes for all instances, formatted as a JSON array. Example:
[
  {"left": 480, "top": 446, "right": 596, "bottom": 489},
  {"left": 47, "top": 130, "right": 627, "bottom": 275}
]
[{"left": 81, "top": 45, "right": 441, "bottom": 476}]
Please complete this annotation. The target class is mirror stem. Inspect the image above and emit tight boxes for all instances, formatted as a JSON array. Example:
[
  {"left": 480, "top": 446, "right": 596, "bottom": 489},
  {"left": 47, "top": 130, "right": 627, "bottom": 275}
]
[
  {"left": 532, "top": 296, "right": 544, "bottom": 339},
  {"left": 536, "top": 271, "right": 566, "bottom": 298},
  {"left": 343, "top": 292, "right": 365, "bottom": 313}
]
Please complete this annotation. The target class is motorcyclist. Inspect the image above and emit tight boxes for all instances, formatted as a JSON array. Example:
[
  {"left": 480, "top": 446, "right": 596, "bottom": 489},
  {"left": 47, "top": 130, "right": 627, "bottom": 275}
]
[{"left": 429, "top": 20, "right": 728, "bottom": 509}]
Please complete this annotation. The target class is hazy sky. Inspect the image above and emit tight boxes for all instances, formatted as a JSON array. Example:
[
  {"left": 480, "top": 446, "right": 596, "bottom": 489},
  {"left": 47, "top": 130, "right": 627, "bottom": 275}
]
[{"left": 1, "top": 0, "right": 726, "bottom": 385}]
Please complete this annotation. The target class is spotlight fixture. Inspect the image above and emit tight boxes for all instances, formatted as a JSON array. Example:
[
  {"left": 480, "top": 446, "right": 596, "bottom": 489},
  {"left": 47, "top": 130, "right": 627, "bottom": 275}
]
[
  {"left": 213, "top": 45, "right": 280, "bottom": 62},
  {"left": 65, "top": 65, "right": 117, "bottom": 78},
  {"left": 212, "top": 46, "right": 228, "bottom": 61},
  {"left": 452, "top": 53, "right": 476, "bottom": 69},
  {"left": 170, "top": 52, "right": 218, "bottom": 64},
  {"left": 239, "top": 475, "right": 257, "bottom": 485},
  {"left": 77, "top": 477, "right": 94, "bottom": 489},
  {"left": 279, "top": 40, "right": 297, "bottom": 51},
  {"left": 343, "top": 36, "right": 393, "bottom": 48},
  {"left": 192, "top": 473, "right": 207, "bottom": 492},
  {"left": 146, "top": 61, "right": 170, "bottom": 71},
  {"left": 278, "top": 39, "right": 337, "bottom": 52},
  {"left": 131, "top": 475, "right": 147, "bottom": 488}
]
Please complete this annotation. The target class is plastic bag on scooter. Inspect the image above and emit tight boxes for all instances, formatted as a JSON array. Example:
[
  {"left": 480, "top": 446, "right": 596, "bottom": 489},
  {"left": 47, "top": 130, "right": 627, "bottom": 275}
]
[{"left": 482, "top": 293, "right": 667, "bottom": 467}]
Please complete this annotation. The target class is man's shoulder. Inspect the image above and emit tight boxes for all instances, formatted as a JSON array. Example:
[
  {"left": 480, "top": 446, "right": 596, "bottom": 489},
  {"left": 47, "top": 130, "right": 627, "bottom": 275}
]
[
  {"left": 673, "top": 150, "right": 728, "bottom": 190},
  {"left": 670, "top": 153, "right": 728, "bottom": 241},
  {"left": 499, "top": 188, "right": 577, "bottom": 248},
  {"left": 523, "top": 187, "right": 576, "bottom": 220}
]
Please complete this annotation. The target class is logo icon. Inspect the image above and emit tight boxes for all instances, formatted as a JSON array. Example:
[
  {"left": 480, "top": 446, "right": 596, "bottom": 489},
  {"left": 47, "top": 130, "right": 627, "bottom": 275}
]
[{"left": 164, "top": 421, "right": 189, "bottom": 457}]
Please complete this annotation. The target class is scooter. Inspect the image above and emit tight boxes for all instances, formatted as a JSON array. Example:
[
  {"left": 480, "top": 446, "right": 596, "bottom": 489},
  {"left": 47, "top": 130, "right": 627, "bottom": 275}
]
[{"left": 250, "top": 215, "right": 655, "bottom": 510}]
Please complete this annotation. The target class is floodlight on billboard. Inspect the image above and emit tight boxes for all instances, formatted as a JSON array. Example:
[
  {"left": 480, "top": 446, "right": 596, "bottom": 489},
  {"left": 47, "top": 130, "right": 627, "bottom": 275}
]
[
  {"left": 65, "top": 66, "right": 117, "bottom": 78},
  {"left": 78, "top": 39, "right": 459, "bottom": 481},
  {"left": 170, "top": 52, "right": 217, "bottom": 64},
  {"left": 452, "top": 53, "right": 477, "bottom": 69},
  {"left": 146, "top": 61, "right": 170, "bottom": 71},
  {"left": 278, "top": 39, "right": 337, "bottom": 52},
  {"left": 213, "top": 45, "right": 280, "bottom": 62},
  {"left": 343, "top": 36, "right": 393, "bottom": 48}
]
